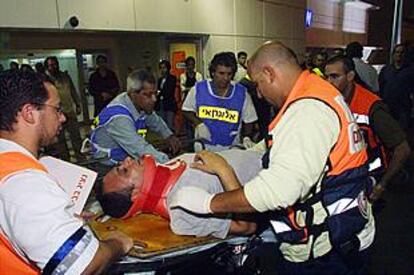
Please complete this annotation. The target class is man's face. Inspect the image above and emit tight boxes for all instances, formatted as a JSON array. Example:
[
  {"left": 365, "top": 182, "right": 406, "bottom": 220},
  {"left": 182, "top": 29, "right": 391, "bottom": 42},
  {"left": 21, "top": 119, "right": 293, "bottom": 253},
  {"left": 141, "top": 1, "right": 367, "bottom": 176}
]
[
  {"left": 313, "top": 54, "right": 326, "bottom": 68},
  {"left": 130, "top": 81, "right": 157, "bottom": 114},
  {"left": 186, "top": 60, "right": 195, "bottom": 73},
  {"left": 304, "top": 52, "right": 312, "bottom": 65},
  {"left": 159, "top": 63, "right": 168, "bottom": 77},
  {"left": 325, "top": 61, "right": 351, "bottom": 94},
  {"left": 38, "top": 83, "right": 66, "bottom": 146},
  {"left": 212, "top": 65, "right": 233, "bottom": 90},
  {"left": 46, "top": 59, "right": 59, "bottom": 75},
  {"left": 103, "top": 157, "right": 145, "bottom": 194},
  {"left": 248, "top": 65, "right": 279, "bottom": 107},
  {"left": 238, "top": 55, "right": 247, "bottom": 66},
  {"left": 393, "top": 45, "right": 405, "bottom": 64},
  {"left": 96, "top": 57, "right": 108, "bottom": 69}
]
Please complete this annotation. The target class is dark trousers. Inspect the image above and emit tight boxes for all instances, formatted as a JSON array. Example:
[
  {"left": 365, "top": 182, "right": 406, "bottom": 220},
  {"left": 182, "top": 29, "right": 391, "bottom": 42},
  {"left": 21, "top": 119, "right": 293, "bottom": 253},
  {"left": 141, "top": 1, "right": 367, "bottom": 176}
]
[
  {"left": 56, "top": 115, "right": 83, "bottom": 161},
  {"left": 275, "top": 247, "right": 371, "bottom": 275}
]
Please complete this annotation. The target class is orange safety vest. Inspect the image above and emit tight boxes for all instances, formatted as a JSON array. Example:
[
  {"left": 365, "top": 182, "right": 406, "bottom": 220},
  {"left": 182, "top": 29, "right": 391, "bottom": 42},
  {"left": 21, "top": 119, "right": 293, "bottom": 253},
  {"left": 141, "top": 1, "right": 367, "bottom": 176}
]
[
  {"left": 266, "top": 71, "right": 367, "bottom": 176},
  {"left": 264, "top": 71, "right": 370, "bottom": 261},
  {"left": 349, "top": 84, "right": 388, "bottom": 175},
  {"left": 0, "top": 152, "right": 46, "bottom": 275}
]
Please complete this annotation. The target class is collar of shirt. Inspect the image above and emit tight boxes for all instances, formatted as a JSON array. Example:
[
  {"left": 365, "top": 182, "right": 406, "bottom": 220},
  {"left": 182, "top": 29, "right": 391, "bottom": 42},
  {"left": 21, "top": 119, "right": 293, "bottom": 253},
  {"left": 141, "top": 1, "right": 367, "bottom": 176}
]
[
  {"left": 119, "top": 92, "right": 148, "bottom": 119},
  {"left": 0, "top": 138, "right": 37, "bottom": 160},
  {"left": 209, "top": 80, "right": 234, "bottom": 97}
]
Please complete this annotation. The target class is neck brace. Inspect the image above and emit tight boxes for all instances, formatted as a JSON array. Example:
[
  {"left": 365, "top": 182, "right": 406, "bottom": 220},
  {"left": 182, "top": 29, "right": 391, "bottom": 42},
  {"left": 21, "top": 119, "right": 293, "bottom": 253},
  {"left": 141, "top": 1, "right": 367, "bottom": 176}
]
[{"left": 121, "top": 155, "right": 186, "bottom": 220}]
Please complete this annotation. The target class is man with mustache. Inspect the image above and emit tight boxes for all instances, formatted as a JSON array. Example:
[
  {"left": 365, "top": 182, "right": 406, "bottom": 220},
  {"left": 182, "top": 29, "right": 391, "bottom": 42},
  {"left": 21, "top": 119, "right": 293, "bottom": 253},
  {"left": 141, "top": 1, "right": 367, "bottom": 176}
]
[{"left": 90, "top": 69, "right": 181, "bottom": 165}]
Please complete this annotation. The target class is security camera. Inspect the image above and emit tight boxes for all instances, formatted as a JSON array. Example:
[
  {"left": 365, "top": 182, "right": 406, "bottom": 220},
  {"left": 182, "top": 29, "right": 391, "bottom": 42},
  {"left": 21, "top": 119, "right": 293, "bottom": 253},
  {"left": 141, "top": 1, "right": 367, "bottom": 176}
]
[{"left": 69, "top": 16, "right": 79, "bottom": 28}]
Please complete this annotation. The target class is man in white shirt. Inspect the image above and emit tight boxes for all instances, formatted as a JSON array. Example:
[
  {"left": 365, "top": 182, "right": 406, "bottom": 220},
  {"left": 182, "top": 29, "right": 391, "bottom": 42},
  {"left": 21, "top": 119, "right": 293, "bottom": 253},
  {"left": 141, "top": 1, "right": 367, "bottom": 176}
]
[
  {"left": 234, "top": 51, "right": 248, "bottom": 82},
  {"left": 0, "top": 70, "right": 132, "bottom": 274}
]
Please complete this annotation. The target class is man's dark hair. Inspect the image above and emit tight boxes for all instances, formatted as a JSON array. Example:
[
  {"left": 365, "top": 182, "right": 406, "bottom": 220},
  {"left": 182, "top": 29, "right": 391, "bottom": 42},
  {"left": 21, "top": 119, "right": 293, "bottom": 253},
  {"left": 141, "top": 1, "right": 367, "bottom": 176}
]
[
  {"left": 185, "top": 56, "right": 195, "bottom": 65},
  {"left": 326, "top": 55, "right": 369, "bottom": 88},
  {"left": 346, "top": 42, "right": 363, "bottom": 59},
  {"left": 0, "top": 70, "right": 49, "bottom": 131},
  {"left": 9, "top": 61, "right": 19, "bottom": 70},
  {"left": 209, "top": 52, "right": 237, "bottom": 78},
  {"left": 44, "top": 56, "right": 59, "bottom": 68},
  {"left": 392, "top": 43, "right": 405, "bottom": 54},
  {"left": 159, "top": 60, "right": 171, "bottom": 71},
  {"left": 35, "top": 62, "right": 45, "bottom": 74},
  {"left": 95, "top": 181, "right": 132, "bottom": 218},
  {"left": 326, "top": 55, "right": 355, "bottom": 73},
  {"left": 237, "top": 51, "right": 247, "bottom": 59},
  {"left": 96, "top": 54, "right": 107, "bottom": 63}
]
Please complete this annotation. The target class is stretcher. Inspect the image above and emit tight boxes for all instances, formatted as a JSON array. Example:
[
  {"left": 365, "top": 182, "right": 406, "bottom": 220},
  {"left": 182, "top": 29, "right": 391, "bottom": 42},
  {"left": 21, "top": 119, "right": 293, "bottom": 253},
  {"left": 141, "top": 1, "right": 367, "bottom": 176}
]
[{"left": 89, "top": 213, "right": 259, "bottom": 274}]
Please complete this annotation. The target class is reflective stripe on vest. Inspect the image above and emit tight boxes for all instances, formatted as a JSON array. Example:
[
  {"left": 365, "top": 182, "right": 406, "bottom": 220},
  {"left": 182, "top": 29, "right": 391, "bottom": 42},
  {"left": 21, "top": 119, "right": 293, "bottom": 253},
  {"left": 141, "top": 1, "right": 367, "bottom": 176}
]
[
  {"left": 263, "top": 71, "right": 370, "bottom": 262},
  {"left": 195, "top": 80, "right": 245, "bottom": 146},
  {"left": 90, "top": 104, "right": 147, "bottom": 162},
  {"left": 349, "top": 84, "right": 388, "bottom": 177},
  {"left": 0, "top": 152, "right": 45, "bottom": 275}
]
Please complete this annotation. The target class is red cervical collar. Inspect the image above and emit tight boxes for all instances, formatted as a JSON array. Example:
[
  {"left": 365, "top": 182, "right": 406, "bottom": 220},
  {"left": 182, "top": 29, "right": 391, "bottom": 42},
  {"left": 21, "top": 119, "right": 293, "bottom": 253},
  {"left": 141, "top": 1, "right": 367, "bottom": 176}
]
[{"left": 121, "top": 155, "right": 186, "bottom": 220}]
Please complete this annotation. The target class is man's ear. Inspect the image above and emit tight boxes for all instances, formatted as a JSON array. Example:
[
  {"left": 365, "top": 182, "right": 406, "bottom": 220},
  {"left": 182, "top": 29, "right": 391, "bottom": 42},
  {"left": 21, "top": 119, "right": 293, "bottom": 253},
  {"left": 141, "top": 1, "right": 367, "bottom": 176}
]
[
  {"left": 262, "top": 65, "right": 276, "bottom": 83},
  {"left": 19, "top": 103, "right": 39, "bottom": 125},
  {"left": 347, "top": 70, "right": 356, "bottom": 82}
]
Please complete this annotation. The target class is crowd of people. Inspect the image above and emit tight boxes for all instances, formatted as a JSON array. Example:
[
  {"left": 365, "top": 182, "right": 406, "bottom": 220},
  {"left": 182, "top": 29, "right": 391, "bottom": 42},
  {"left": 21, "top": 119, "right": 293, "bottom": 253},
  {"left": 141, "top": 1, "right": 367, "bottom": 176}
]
[{"left": 1, "top": 40, "right": 413, "bottom": 274}]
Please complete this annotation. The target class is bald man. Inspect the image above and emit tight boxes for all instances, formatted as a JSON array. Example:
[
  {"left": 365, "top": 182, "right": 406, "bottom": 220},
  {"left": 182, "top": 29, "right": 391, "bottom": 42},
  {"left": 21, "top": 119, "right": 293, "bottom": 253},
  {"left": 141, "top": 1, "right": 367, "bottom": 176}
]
[{"left": 171, "top": 41, "right": 375, "bottom": 274}]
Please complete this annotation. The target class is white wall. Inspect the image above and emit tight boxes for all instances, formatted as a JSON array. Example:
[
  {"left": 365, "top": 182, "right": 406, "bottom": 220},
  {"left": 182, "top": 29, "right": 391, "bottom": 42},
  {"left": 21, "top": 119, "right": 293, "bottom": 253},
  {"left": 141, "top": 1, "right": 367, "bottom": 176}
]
[
  {"left": 0, "top": 0, "right": 59, "bottom": 28},
  {"left": 0, "top": 0, "right": 306, "bottom": 69}
]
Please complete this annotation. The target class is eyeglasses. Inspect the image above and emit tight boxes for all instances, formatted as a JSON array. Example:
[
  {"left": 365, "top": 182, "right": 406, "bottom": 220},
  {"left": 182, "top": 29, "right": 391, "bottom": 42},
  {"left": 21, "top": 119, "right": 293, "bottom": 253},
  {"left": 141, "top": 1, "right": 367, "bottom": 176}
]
[{"left": 37, "top": 103, "right": 64, "bottom": 114}]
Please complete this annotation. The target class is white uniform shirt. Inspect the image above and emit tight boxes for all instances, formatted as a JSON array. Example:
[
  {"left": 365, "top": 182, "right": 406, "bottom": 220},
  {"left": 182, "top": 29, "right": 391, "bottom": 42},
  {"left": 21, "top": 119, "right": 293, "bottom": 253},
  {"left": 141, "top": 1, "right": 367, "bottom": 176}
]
[
  {"left": 244, "top": 99, "right": 340, "bottom": 211},
  {"left": 0, "top": 139, "right": 98, "bottom": 274}
]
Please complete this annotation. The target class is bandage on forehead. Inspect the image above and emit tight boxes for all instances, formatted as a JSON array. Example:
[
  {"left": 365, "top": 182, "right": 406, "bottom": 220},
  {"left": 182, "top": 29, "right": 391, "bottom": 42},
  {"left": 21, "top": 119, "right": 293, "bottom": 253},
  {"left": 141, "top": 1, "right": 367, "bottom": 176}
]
[{"left": 121, "top": 155, "right": 186, "bottom": 220}]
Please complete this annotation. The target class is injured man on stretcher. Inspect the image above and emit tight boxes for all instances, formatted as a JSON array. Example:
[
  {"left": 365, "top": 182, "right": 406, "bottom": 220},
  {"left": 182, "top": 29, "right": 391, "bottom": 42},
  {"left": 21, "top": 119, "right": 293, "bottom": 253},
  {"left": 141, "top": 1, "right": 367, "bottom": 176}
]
[{"left": 96, "top": 149, "right": 263, "bottom": 239}]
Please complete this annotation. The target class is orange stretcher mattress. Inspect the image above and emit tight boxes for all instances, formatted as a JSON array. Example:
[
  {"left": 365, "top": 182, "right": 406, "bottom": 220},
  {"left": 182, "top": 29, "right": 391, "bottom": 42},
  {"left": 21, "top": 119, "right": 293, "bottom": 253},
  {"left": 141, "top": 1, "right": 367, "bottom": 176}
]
[{"left": 89, "top": 213, "right": 218, "bottom": 258}]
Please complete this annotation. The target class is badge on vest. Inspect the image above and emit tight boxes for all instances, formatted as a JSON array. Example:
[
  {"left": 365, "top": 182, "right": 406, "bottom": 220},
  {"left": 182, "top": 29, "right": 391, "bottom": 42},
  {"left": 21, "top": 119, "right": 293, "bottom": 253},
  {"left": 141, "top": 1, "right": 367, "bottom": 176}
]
[
  {"left": 198, "top": 106, "right": 239, "bottom": 123},
  {"left": 137, "top": 129, "right": 147, "bottom": 138}
]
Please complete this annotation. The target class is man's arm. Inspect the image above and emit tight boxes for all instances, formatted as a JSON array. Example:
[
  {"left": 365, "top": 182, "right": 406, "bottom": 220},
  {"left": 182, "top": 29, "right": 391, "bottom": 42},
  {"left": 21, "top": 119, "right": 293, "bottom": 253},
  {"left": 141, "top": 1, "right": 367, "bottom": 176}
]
[
  {"left": 179, "top": 73, "right": 188, "bottom": 95},
  {"left": 106, "top": 116, "right": 169, "bottom": 163},
  {"left": 1, "top": 174, "right": 130, "bottom": 274},
  {"left": 66, "top": 73, "right": 81, "bottom": 108},
  {"left": 181, "top": 87, "right": 202, "bottom": 126},
  {"left": 182, "top": 110, "right": 203, "bottom": 127},
  {"left": 241, "top": 92, "right": 258, "bottom": 138},
  {"left": 377, "top": 140, "right": 410, "bottom": 185},
  {"left": 108, "top": 70, "right": 120, "bottom": 96},
  {"left": 172, "top": 100, "right": 340, "bottom": 214},
  {"left": 88, "top": 73, "right": 99, "bottom": 97},
  {"left": 190, "top": 151, "right": 257, "bottom": 213},
  {"left": 370, "top": 102, "right": 411, "bottom": 200},
  {"left": 145, "top": 112, "right": 173, "bottom": 139},
  {"left": 82, "top": 232, "right": 132, "bottom": 274}
]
